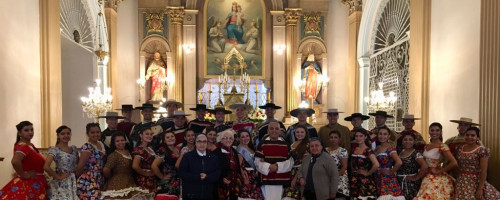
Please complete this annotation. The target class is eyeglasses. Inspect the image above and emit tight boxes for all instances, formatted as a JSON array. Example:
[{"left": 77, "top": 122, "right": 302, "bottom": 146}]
[
  {"left": 196, "top": 140, "right": 208, "bottom": 143},
  {"left": 221, "top": 137, "right": 234, "bottom": 140}
]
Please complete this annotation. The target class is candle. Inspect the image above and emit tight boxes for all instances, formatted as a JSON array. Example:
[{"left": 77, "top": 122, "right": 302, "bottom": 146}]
[
  {"left": 209, "top": 83, "right": 212, "bottom": 92},
  {"left": 267, "top": 92, "right": 271, "bottom": 101},
  {"left": 255, "top": 83, "right": 258, "bottom": 92},
  {"left": 198, "top": 92, "right": 202, "bottom": 102}
]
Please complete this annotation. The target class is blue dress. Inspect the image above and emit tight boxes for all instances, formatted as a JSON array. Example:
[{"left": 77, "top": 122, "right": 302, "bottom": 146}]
[{"left": 47, "top": 145, "right": 79, "bottom": 199}]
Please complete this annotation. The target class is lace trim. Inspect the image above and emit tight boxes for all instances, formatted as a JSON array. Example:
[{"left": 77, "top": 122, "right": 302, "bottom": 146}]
[{"left": 101, "top": 187, "right": 150, "bottom": 198}]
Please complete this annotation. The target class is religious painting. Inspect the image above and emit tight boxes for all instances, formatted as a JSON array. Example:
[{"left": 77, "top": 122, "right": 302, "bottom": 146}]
[
  {"left": 205, "top": 0, "right": 265, "bottom": 78},
  {"left": 300, "top": 13, "right": 324, "bottom": 39},
  {"left": 143, "top": 12, "right": 168, "bottom": 38}
]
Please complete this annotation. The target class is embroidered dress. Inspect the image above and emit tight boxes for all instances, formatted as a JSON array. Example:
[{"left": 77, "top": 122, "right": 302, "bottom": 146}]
[
  {"left": 237, "top": 146, "right": 264, "bottom": 200},
  {"left": 374, "top": 146, "right": 404, "bottom": 200},
  {"left": 455, "top": 145, "right": 500, "bottom": 200},
  {"left": 414, "top": 144, "right": 454, "bottom": 199},
  {"left": 328, "top": 147, "right": 350, "bottom": 197},
  {"left": 132, "top": 146, "right": 157, "bottom": 192},
  {"left": 47, "top": 146, "right": 78, "bottom": 199},
  {"left": 349, "top": 147, "right": 377, "bottom": 199},
  {"left": 101, "top": 151, "right": 152, "bottom": 199},
  {"left": 282, "top": 145, "right": 304, "bottom": 199},
  {"left": 77, "top": 142, "right": 106, "bottom": 200},
  {"left": 155, "top": 144, "right": 181, "bottom": 197},
  {"left": 396, "top": 149, "right": 423, "bottom": 200},
  {"left": 0, "top": 142, "right": 47, "bottom": 200}
]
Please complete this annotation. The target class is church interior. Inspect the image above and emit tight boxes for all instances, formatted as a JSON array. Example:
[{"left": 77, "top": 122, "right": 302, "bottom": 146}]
[{"left": 1, "top": 0, "right": 500, "bottom": 189}]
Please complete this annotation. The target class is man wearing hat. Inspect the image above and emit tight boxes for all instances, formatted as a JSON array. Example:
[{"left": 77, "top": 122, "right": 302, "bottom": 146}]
[
  {"left": 156, "top": 99, "right": 183, "bottom": 130},
  {"left": 318, "top": 108, "right": 351, "bottom": 151},
  {"left": 285, "top": 107, "right": 318, "bottom": 144},
  {"left": 255, "top": 103, "right": 286, "bottom": 145},
  {"left": 396, "top": 114, "right": 426, "bottom": 152},
  {"left": 187, "top": 104, "right": 213, "bottom": 135},
  {"left": 369, "top": 110, "right": 398, "bottom": 146},
  {"left": 130, "top": 103, "right": 157, "bottom": 147},
  {"left": 151, "top": 110, "right": 191, "bottom": 150},
  {"left": 98, "top": 112, "right": 125, "bottom": 151},
  {"left": 208, "top": 106, "right": 233, "bottom": 133},
  {"left": 445, "top": 117, "right": 481, "bottom": 154},
  {"left": 229, "top": 103, "right": 256, "bottom": 133},
  {"left": 344, "top": 113, "right": 372, "bottom": 152},
  {"left": 116, "top": 104, "right": 136, "bottom": 138}
]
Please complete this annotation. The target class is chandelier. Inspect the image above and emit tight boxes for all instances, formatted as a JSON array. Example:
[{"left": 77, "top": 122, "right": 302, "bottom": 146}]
[
  {"left": 94, "top": 1, "right": 108, "bottom": 61},
  {"left": 81, "top": 79, "right": 113, "bottom": 122},
  {"left": 364, "top": 82, "right": 397, "bottom": 112}
]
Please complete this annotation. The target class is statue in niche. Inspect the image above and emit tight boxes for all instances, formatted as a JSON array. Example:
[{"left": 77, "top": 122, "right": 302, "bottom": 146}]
[
  {"left": 302, "top": 54, "right": 322, "bottom": 101},
  {"left": 145, "top": 52, "right": 167, "bottom": 101},
  {"left": 73, "top": 30, "right": 80, "bottom": 43}
]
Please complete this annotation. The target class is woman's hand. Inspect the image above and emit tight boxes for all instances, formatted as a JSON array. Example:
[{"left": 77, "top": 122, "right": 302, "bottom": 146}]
[
  {"left": 162, "top": 173, "right": 172, "bottom": 181},
  {"left": 242, "top": 171, "right": 250, "bottom": 185},
  {"left": 223, "top": 178, "right": 231, "bottom": 184},
  {"left": 430, "top": 167, "right": 442, "bottom": 175},
  {"left": 299, "top": 178, "right": 305, "bottom": 187},
  {"left": 476, "top": 187, "right": 484, "bottom": 200},
  {"left": 290, "top": 177, "right": 297, "bottom": 189},
  {"left": 358, "top": 169, "right": 369, "bottom": 176},
  {"left": 55, "top": 172, "right": 70, "bottom": 180},
  {"left": 20, "top": 171, "right": 37, "bottom": 179}
]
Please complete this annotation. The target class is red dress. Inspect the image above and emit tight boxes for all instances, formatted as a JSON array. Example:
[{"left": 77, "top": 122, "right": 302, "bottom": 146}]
[{"left": 0, "top": 142, "right": 47, "bottom": 199}]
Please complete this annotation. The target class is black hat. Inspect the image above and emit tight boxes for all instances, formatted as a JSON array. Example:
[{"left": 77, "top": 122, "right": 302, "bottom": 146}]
[
  {"left": 208, "top": 106, "right": 232, "bottom": 114},
  {"left": 116, "top": 104, "right": 135, "bottom": 110},
  {"left": 189, "top": 104, "right": 208, "bottom": 111},
  {"left": 344, "top": 113, "right": 370, "bottom": 121},
  {"left": 290, "top": 108, "right": 315, "bottom": 117},
  {"left": 135, "top": 103, "right": 158, "bottom": 110},
  {"left": 97, "top": 112, "right": 126, "bottom": 119},
  {"left": 368, "top": 110, "right": 393, "bottom": 118},
  {"left": 258, "top": 103, "right": 282, "bottom": 110}
]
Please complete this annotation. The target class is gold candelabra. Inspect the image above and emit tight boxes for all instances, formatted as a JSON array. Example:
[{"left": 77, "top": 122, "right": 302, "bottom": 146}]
[{"left": 81, "top": 79, "right": 113, "bottom": 122}]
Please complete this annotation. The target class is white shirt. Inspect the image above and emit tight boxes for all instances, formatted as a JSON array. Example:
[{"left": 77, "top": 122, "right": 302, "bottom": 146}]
[{"left": 197, "top": 149, "right": 206, "bottom": 156}]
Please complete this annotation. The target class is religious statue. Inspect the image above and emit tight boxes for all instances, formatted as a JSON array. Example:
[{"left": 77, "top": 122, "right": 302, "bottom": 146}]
[
  {"left": 145, "top": 52, "right": 167, "bottom": 101},
  {"left": 302, "top": 54, "right": 321, "bottom": 100}
]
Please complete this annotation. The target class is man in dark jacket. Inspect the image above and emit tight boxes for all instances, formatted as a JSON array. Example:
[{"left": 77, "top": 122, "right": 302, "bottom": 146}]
[{"left": 179, "top": 134, "right": 221, "bottom": 200}]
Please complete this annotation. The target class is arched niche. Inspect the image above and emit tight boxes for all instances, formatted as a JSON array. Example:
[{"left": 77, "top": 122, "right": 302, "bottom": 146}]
[{"left": 139, "top": 35, "right": 173, "bottom": 103}]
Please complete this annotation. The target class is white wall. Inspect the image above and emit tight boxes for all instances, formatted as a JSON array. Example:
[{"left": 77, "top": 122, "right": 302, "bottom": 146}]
[
  {"left": 429, "top": 0, "right": 480, "bottom": 140},
  {"left": 0, "top": 0, "right": 41, "bottom": 185},
  {"left": 116, "top": 0, "right": 139, "bottom": 107},
  {"left": 61, "top": 36, "right": 95, "bottom": 146},
  {"left": 326, "top": 0, "right": 350, "bottom": 116}
]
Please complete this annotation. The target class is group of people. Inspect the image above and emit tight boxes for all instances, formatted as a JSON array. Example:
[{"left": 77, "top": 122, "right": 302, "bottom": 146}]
[{"left": 1, "top": 99, "right": 499, "bottom": 200}]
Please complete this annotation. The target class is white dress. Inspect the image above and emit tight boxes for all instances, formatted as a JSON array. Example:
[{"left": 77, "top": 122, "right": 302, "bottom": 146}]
[{"left": 47, "top": 146, "right": 79, "bottom": 200}]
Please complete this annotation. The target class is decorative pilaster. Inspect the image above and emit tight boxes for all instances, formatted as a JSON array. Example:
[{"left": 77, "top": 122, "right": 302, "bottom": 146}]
[
  {"left": 105, "top": 7, "right": 118, "bottom": 109},
  {"left": 480, "top": 0, "right": 500, "bottom": 189},
  {"left": 104, "top": 0, "right": 123, "bottom": 12},
  {"left": 183, "top": 9, "right": 198, "bottom": 110},
  {"left": 39, "top": 0, "right": 62, "bottom": 147},
  {"left": 271, "top": 10, "right": 286, "bottom": 120},
  {"left": 284, "top": 8, "right": 302, "bottom": 120},
  {"left": 342, "top": 0, "right": 362, "bottom": 114},
  {"left": 409, "top": 0, "right": 431, "bottom": 140},
  {"left": 166, "top": 6, "right": 185, "bottom": 105}
]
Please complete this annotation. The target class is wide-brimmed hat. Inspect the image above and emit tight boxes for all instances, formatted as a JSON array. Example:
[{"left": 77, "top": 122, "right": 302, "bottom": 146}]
[
  {"left": 323, "top": 108, "right": 344, "bottom": 114},
  {"left": 135, "top": 103, "right": 158, "bottom": 110},
  {"left": 116, "top": 104, "right": 135, "bottom": 111},
  {"left": 258, "top": 103, "right": 282, "bottom": 110},
  {"left": 189, "top": 104, "right": 208, "bottom": 111},
  {"left": 168, "top": 110, "right": 192, "bottom": 118},
  {"left": 344, "top": 113, "right": 370, "bottom": 121},
  {"left": 98, "top": 112, "right": 125, "bottom": 119},
  {"left": 402, "top": 114, "right": 421, "bottom": 120},
  {"left": 450, "top": 117, "right": 480, "bottom": 126},
  {"left": 368, "top": 110, "right": 393, "bottom": 118},
  {"left": 290, "top": 108, "right": 315, "bottom": 117},
  {"left": 228, "top": 103, "right": 253, "bottom": 110},
  {"left": 163, "top": 99, "right": 183, "bottom": 108},
  {"left": 208, "top": 106, "right": 232, "bottom": 114}
]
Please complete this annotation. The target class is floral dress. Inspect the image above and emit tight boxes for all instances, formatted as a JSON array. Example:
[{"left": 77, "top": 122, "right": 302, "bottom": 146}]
[
  {"left": 283, "top": 145, "right": 307, "bottom": 199},
  {"left": 48, "top": 145, "right": 78, "bottom": 199},
  {"left": 77, "top": 142, "right": 106, "bottom": 200},
  {"left": 155, "top": 144, "right": 181, "bottom": 197},
  {"left": 328, "top": 147, "right": 350, "bottom": 198},
  {"left": 349, "top": 147, "right": 377, "bottom": 199},
  {"left": 237, "top": 146, "right": 264, "bottom": 200},
  {"left": 0, "top": 142, "right": 47, "bottom": 199},
  {"left": 397, "top": 149, "right": 423, "bottom": 200},
  {"left": 132, "top": 146, "right": 157, "bottom": 192},
  {"left": 375, "top": 146, "right": 404, "bottom": 199},
  {"left": 414, "top": 143, "right": 454, "bottom": 199},
  {"left": 455, "top": 145, "right": 500, "bottom": 200}
]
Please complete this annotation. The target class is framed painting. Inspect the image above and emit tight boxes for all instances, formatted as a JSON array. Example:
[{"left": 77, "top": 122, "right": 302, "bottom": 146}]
[{"left": 204, "top": 0, "right": 265, "bottom": 78}]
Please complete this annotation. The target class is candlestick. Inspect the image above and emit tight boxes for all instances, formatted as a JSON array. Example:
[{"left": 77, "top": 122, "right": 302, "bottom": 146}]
[{"left": 198, "top": 92, "right": 202, "bottom": 104}]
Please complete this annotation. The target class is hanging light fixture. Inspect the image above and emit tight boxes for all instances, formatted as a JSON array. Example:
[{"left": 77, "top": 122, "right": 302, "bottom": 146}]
[
  {"left": 364, "top": 82, "right": 397, "bottom": 112},
  {"left": 94, "top": 1, "right": 108, "bottom": 61}
]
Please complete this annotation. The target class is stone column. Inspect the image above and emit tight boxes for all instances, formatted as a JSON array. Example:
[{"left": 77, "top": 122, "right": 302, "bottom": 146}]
[
  {"left": 104, "top": 1, "right": 121, "bottom": 109},
  {"left": 480, "top": 0, "right": 500, "bottom": 189},
  {"left": 166, "top": 7, "right": 185, "bottom": 106},
  {"left": 409, "top": 0, "right": 431, "bottom": 139},
  {"left": 271, "top": 10, "right": 286, "bottom": 120},
  {"left": 342, "top": 0, "right": 362, "bottom": 114},
  {"left": 284, "top": 8, "right": 302, "bottom": 121},
  {"left": 39, "top": 0, "right": 62, "bottom": 147},
  {"left": 183, "top": 9, "right": 198, "bottom": 111}
]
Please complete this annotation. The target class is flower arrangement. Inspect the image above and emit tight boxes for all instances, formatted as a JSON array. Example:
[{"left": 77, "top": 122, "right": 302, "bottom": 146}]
[
  {"left": 204, "top": 112, "right": 216, "bottom": 122},
  {"left": 248, "top": 108, "right": 266, "bottom": 123}
]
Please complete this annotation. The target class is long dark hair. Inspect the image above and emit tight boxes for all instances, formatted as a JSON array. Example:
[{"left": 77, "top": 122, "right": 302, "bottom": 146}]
[
  {"left": 55, "top": 125, "right": 72, "bottom": 145},
  {"left": 159, "top": 131, "right": 176, "bottom": 156},
  {"left": 136, "top": 127, "right": 152, "bottom": 148},
  {"left": 108, "top": 132, "right": 132, "bottom": 154},
  {"left": 15, "top": 121, "right": 33, "bottom": 145},
  {"left": 293, "top": 125, "right": 310, "bottom": 161},
  {"left": 237, "top": 129, "right": 255, "bottom": 151},
  {"left": 376, "top": 126, "right": 392, "bottom": 146},
  {"left": 429, "top": 122, "right": 443, "bottom": 142},
  {"left": 86, "top": 123, "right": 101, "bottom": 134},
  {"left": 181, "top": 129, "right": 196, "bottom": 148},
  {"left": 400, "top": 131, "right": 416, "bottom": 148},
  {"left": 353, "top": 128, "right": 371, "bottom": 147},
  {"left": 466, "top": 127, "right": 481, "bottom": 138}
]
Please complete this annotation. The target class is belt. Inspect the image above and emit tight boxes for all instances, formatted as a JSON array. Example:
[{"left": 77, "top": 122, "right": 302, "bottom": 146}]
[{"left": 397, "top": 173, "right": 417, "bottom": 194}]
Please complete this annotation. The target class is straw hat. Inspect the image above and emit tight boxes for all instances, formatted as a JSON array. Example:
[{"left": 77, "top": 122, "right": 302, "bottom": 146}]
[{"left": 449, "top": 117, "right": 480, "bottom": 126}]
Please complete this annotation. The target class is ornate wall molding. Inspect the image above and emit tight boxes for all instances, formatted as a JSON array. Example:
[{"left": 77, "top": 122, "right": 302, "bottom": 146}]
[
  {"left": 342, "top": 0, "right": 363, "bottom": 15},
  {"left": 284, "top": 8, "right": 302, "bottom": 25},
  {"left": 103, "top": 0, "right": 123, "bottom": 11},
  {"left": 60, "top": 0, "right": 95, "bottom": 52},
  {"left": 166, "top": 6, "right": 185, "bottom": 25}
]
